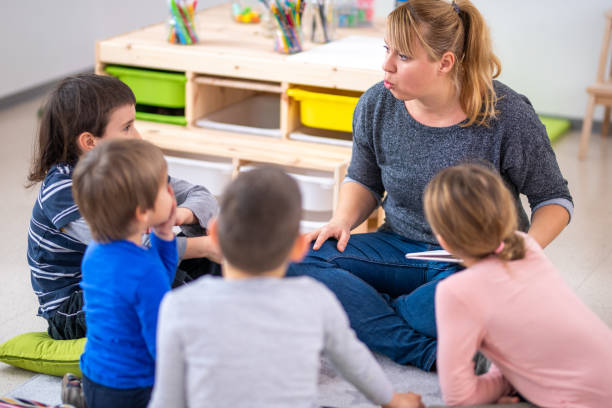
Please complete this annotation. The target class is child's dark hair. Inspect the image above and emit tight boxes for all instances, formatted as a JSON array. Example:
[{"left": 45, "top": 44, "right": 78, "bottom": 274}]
[
  {"left": 72, "top": 139, "right": 167, "bottom": 243},
  {"left": 217, "top": 167, "right": 302, "bottom": 274},
  {"left": 27, "top": 73, "right": 135, "bottom": 186},
  {"left": 424, "top": 163, "right": 525, "bottom": 261}
]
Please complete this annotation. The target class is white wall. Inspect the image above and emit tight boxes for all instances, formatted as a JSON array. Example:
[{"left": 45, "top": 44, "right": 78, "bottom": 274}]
[
  {"left": 1, "top": 1, "right": 610, "bottom": 120},
  {"left": 0, "top": 0, "right": 223, "bottom": 99},
  {"left": 375, "top": 0, "right": 611, "bottom": 120}
]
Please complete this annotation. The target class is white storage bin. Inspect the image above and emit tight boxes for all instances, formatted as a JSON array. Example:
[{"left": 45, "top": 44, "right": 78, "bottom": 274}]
[
  {"left": 300, "top": 209, "right": 332, "bottom": 234},
  {"left": 240, "top": 165, "right": 335, "bottom": 212},
  {"left": 300, "top": 219, "right": 327, "bottom": 234},
  {"left": 165, "top": 155, "right": 234, "bottom": 197}
]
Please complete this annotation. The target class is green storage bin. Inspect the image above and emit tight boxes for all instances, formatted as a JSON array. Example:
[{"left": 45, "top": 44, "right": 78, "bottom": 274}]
[{"left": 105, "top": 65, "right": 187, "bottom": 108}]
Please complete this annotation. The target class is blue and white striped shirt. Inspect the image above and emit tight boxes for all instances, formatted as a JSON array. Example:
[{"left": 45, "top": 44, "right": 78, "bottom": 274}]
[{"left": 27, "top": 164, "right": 86, "bottom": 319}]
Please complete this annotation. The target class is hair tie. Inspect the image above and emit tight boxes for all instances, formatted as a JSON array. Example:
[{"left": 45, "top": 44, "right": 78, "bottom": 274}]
[
  {"left": 494, "top": 241, "right": 505, "bottom": 255},
  {"left": 451, "top": 1, "right": 460, "bottom": 15}
]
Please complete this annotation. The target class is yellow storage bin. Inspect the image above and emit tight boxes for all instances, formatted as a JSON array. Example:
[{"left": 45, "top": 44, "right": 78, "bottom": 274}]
[{"left": 287, "top": 88, "right": 361, "bottom": 133}]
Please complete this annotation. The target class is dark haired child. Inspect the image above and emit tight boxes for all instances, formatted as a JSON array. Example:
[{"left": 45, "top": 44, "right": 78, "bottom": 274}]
[
  {"left": 424, "top": 164, "right": 612, "bottom": 407},
  {"left": 73, "top": 138, "right": 178, "bottom": 408},
  {"left": 27, "top": 73, "right": 219, "bottom": 341},
  {"left": 149, "top": 167, "right": 424, "bottom": 408}
]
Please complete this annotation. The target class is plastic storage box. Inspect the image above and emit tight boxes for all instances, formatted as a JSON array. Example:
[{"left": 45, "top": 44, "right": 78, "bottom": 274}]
[
  {"left": 165, "top": 155, "right": 234, "bottom": 197},
  {"left": 286, "top": 88, "right": 360, "bottom": 133},
  {"left": 241, "top": 165, "right": 335, "bottom": 212},
  {"left": 105, "top": 65, "right": 187, "bottom": 125}
]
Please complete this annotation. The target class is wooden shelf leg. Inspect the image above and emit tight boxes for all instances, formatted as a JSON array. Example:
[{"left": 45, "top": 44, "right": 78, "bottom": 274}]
[
  {"left": 602, "top": 106, "right": 611, "bottom": 138},
  {"left": 579, "top": 95, "right": 596, "bottom": 160}
]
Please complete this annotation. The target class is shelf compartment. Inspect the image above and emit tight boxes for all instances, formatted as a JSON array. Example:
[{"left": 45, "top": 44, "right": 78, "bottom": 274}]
[
  {"left": 190, "top": 75, "right": 282, "bottom": 136},
  {"left": 289, "top": 125, "right": 352, "bottom": 148},
  {"left": 195, "top": 93, "right": 281, "bottom": 138}
]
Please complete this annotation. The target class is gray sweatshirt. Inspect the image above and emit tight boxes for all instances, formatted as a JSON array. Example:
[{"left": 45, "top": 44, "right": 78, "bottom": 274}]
[
  {"left": 148, "top": 276, "right": 394, "bottom": 408},
  {"left": 63, "top": 176, "right": 218, "bottom": 258},
  {"left": 348, "top": 80, "right": 573, "bottom": 244}
]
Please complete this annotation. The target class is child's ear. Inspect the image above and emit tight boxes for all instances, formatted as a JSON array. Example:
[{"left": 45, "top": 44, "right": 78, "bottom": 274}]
[
  {"left": 134, "top": 206, "right": 150, "bottom": 224},
  {"left": 289, "top": 233, "right": 310, "bottom": 263},
  {"left": 77, "top": 131, "right": 98, "bottom": 154},
  {"left": 207, "top": 217, "right": 220, "bottom": 249}
]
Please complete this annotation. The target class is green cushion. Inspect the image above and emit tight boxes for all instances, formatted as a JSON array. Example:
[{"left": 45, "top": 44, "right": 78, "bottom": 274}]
[
  {"left": 0, "top": 332, "right": 85, "bottom": 377},
  {"left": 539, "top": 115, "right": 571, "bottom": 144}
]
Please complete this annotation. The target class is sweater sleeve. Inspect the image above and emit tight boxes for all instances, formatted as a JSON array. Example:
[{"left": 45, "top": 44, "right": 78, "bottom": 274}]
[
  {"left": 499, "top": 96, "right": 573, "bottom": 218},
  {"left": 320, "top": 285, "right": 394, "bottom": 405},
  {"left": 436, "top": 281, "right": 512, "bottom": 406},
  {"left": 148, "top": 294, "right": 187, "bottom": 408},
  {"left": 169, "top": 176, "right": 218, "bottom": 235},
  {"left": 346, "top": 90, "right": 385, "bottom": 202}
]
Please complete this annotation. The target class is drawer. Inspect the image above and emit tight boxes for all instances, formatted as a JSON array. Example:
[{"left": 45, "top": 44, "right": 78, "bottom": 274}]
[
  {"left": 241, "top": 165, "right": 335, "bottom": 212},
  {"left": 286, "top": 88, "right": 361, "bottom": 133},
  {"left": 165, "top": 155, "right": 234, "bottom": 197},
  {"left": 106, "top": 65, "right": 187, "bottom": 108}
]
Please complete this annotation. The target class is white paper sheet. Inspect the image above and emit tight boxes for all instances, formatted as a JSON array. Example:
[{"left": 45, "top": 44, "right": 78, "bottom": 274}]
[{"left": 287, "top": 35, "right": 385, "bottom": 71}]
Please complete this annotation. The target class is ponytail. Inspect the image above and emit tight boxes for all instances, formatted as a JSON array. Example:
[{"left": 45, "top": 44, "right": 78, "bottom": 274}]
[
  {"left": 455, "top": 0, "right": 501, "bottom": 127},
  {"left": 496, "top": 233, "right": 526, "bottom": 262}
]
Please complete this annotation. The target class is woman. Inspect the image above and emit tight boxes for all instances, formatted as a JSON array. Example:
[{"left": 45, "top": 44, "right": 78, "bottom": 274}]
[{"left": 287, "top": 0, "right": 572, "bottom": 371}]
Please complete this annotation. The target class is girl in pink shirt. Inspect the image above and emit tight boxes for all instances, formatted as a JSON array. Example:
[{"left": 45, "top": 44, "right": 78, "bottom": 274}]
[{"left": 424, "top": 164, "right": 612, "bottom": 407}]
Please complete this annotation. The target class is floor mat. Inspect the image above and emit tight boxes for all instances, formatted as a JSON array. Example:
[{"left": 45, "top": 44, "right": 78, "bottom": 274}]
[{"left": 6, "top": 354, "right": 444, "bottom": 408}]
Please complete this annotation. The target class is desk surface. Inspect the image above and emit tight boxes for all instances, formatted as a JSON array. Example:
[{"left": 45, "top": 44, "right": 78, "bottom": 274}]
[{"left": 97, "top": 4, "right": 385, "bottom": 91}]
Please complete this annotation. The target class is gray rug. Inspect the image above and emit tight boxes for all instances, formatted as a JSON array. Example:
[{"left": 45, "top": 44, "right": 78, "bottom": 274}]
[{"left": 7, "top": 353, "right": 443, "bottom": 407}]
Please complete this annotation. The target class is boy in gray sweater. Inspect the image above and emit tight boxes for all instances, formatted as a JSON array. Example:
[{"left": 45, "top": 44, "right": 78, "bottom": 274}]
[{"left": 149, "top": 167, "right": 423, "bottom": 408}]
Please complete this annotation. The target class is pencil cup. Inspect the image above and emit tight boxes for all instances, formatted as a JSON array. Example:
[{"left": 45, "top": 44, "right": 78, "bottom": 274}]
[
  {"left": 274, "top": 27, "right": 303, "bottom": 54},
  {"left": 168, "top": 0, "right": 199, "bottom": 45},
  {"left": 304, "top": 0, "right": 336, "bottom": 43},
  {"left": 270, "top": 0, "right": 305, "bottom": 54}
]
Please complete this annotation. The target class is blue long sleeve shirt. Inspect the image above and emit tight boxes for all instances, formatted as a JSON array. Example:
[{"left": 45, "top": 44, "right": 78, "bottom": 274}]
[{"left": 80, "top": 233, "right": 178, "bottom": 389}]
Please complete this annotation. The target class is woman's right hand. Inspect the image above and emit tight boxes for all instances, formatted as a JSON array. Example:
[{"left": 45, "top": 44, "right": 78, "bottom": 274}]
[{"left": 306, "top": 218, "right": 352, "bottom": 252}]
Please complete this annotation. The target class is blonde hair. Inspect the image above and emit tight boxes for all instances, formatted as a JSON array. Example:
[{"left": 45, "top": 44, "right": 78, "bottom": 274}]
[
  {"left": 386, "top": 0, "right": 502, "bottom": 127},
  {"left": 73, "top": 139, "right": 167, "bottom": 243},
  {"left": 424, "top": 164, "right": 525, "bottom": 262}
]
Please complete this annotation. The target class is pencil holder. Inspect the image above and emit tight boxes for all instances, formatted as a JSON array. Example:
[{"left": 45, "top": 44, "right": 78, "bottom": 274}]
[
  {"left": 303, "top": 0, "right": 336, "bottom": 43},
  {"left": 270, "top": 0, "right": 304, "bottom": 54},
  {"left": 167, "top": 0, "right": 199, "bottom": 45}
]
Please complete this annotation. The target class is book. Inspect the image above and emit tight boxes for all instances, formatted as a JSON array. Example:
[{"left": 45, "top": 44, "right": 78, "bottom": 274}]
[{"left": 404, "top": 249, "right": 462, "bottom": 263}]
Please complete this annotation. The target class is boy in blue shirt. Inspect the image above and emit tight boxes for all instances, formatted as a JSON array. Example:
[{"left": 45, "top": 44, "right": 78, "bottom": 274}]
[{"left": 71, "top": 138, "right": 178, "bottom": 408}]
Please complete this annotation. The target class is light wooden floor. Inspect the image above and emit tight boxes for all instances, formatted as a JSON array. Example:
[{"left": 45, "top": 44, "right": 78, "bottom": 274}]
[{"left": 0, "top": 93, "right": 611, "bottom": 396}]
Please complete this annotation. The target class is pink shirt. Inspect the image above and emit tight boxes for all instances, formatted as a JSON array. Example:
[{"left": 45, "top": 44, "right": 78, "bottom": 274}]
[{"left": 435, "top": 233, "right": 612, "bottom": 407}]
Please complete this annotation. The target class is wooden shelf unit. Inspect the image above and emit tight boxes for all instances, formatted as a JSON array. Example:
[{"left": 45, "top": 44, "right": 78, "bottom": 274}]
[{"left": 96, "top": 4, "right": 385, "bottom": 232}]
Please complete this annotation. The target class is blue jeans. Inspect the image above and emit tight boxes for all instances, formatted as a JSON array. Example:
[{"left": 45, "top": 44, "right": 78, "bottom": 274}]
[
  {"left": 287, "top": 230, "right": 461, "bottom": 371},
  {"left": 83, "top": 375, "right": 152, "bottom": 408}
]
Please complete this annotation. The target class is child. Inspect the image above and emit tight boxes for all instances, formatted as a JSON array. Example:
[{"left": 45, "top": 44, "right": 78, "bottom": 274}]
[
  {"left": 26, "top": 73, "right": 219, "bottom": 340},
  {"left": 72, "top": 138, "right": 178, "bottom": 408},
  {"left": 424, "top": 163, "right": 612, "bottom": 407},
  {"left": 148, "top": 167, "right": 424, "bottom": 408}
]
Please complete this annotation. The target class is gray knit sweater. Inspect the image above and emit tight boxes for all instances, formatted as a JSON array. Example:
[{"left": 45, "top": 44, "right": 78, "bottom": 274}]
[{"left": 347, "top": 80, "right": 573, "bottom": 245}]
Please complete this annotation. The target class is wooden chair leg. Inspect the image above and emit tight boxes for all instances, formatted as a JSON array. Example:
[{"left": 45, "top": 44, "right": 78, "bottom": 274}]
[
  {"left": 602, "top": 106, "right": 611, "bottom": 138},
  {"left": 579, "top": 95, "right": 596, "bottom": 160}
]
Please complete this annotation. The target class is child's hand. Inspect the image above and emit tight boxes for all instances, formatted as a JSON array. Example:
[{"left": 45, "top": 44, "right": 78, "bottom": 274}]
[
  {"left": 382, "top": 392, "right": 424, "bottom": 408},
  {"left": 497, "top": 396, "right": 520, "bottom": 404},
  {"left": 153, "top": 186, "right": 177, "bottom": 241},
  {"left": 175, "top": 207, "right": 196, "bottom": 226}
]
